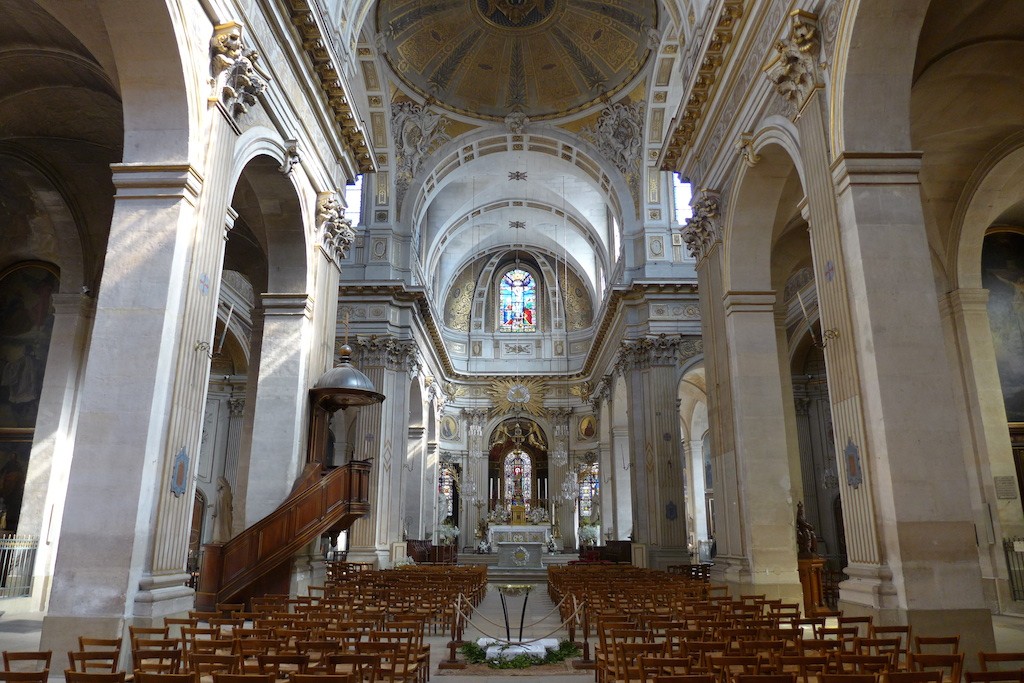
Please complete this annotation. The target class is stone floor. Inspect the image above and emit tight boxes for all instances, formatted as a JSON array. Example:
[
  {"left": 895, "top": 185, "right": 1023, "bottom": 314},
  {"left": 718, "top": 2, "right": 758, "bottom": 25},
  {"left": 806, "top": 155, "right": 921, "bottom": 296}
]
[{"left": 5, "top": 588, "right": 1024, "bottom": 682}]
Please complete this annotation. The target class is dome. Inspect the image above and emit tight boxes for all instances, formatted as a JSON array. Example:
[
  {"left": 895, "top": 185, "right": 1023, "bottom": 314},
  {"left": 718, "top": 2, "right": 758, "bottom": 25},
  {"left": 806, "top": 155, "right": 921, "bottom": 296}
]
[
  {"left": 310, "top": 345, "right": 385, "bottom": 411},
  {"left": 376, "top": 0, "right": 658, "bottom": 121}
]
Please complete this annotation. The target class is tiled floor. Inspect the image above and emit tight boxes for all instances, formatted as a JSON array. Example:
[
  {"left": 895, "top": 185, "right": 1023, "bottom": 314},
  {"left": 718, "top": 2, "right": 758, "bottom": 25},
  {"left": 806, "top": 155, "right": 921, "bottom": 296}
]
[{"left": 5, "top": 589, "right": 1024, "bottom": 682}]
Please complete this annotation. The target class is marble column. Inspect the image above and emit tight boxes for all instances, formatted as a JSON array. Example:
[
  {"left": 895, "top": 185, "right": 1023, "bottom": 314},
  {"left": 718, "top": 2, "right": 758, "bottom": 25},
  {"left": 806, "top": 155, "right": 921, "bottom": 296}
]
[
  {"left": 620, "top": 336, "right": 697, "bottom": 569},
  {"left": 243, "top": 294, "right": 313, "bottom": 525},
  {"left": 403, "top": 425, "right": 425, "bottom": 540},
  {"left": 832, "top": 151, "right": 994, "bottom": 649},
  {"left": 945, "top": 289, "right": 1024, "bottom": 612},
  {"left": 688, "top": 439, "right": 709, "bottom": 548},
  {"left": 21, "top": 293, "right": 95, "bottom": 609},
  {"left": 40, "top": 163, "right": 205, "bottom": 656},
  {"left": 346, "top": 336, "right": 415, "bottom": 567},
  {"left": 721, "top": 291, "right": 801, "bottom": 600},
  {"left": 610, "top": 426, "right": 633, "bottom": 541}
]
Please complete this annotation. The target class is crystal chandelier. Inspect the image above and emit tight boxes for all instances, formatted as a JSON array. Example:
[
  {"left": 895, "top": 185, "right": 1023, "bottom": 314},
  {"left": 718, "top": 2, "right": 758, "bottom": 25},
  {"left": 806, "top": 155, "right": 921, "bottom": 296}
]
[{"left": 550, "top": 421, "right": 568, "bottom": 467}]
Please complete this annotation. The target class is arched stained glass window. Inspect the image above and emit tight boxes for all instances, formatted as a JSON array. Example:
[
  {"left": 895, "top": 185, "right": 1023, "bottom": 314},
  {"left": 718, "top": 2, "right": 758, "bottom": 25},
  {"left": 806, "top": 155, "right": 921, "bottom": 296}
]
[
  {"left": 503, "top": 449, "right": 532, "bottom": 504},
  {"left": 579, "top": 463, "right": 599, "bottom": 522},
  {"left": 499, "top": 268, "right": 536, "bottom": 332},
  {"left": 438, "top": 463, "right": 457, "bottom": 520}
]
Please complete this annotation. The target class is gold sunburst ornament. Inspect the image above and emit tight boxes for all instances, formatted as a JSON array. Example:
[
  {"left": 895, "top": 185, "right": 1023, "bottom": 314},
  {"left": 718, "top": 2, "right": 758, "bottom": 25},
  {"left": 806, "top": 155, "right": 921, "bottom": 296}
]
[{"left": 488, "top": 376, "right": 547, "bottom": 418}]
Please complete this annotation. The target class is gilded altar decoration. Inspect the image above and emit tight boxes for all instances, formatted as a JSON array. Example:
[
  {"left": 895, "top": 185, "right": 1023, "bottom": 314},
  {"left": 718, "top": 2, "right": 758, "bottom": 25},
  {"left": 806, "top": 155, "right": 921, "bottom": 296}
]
[{"left": 487, "top": 377, "right": 547, "bottom": 417}]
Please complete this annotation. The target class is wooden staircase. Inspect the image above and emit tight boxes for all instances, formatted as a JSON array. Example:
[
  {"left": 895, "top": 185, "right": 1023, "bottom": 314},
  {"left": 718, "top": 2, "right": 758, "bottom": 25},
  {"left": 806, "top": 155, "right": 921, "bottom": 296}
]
[{"left": 196, "top": 459, "right": 371, "bottom": 609}]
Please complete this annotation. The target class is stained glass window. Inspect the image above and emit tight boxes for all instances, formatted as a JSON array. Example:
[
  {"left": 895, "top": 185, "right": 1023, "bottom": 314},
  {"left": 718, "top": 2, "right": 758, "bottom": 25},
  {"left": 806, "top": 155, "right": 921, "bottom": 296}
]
[
  {"left": 579, "top": 463, "right": 599, "bottom": 522},
  {"left": 438, "top": 463, "right": 456, "bottom": 520},
  {"left": 499, "top": 268, "right": 537, "bottom": 332},
  {"left": 503, "top": 449, "right": 532, "bottom": 504}
]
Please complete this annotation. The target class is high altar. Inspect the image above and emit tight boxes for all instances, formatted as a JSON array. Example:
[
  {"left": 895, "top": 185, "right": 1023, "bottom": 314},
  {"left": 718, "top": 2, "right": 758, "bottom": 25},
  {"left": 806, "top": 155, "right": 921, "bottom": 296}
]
[{"left": 488, "top": 524, "right": 551, "bottom": 546}]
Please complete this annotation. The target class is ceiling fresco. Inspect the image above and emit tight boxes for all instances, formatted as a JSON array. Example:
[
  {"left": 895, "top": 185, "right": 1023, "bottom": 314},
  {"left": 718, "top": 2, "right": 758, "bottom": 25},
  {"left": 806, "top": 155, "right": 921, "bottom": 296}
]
[{"left": 376, "top": 0, "right": 658, "bottom": 121}]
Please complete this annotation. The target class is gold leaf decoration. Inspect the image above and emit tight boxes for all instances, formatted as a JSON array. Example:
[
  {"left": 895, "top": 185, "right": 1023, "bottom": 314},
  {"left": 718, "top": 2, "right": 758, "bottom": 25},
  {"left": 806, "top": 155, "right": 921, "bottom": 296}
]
[{"left": 487, "top": 376, "right": 548, "bottom": 418}]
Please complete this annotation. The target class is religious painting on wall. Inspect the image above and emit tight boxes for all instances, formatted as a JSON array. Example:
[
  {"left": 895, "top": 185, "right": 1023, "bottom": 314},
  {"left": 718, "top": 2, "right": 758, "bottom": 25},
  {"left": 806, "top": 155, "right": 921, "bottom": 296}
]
[
  {"left": 0, "top": 436, "right": 29, "bottom": 531},
  {"left": 982, "top": 232, "right": 1024, "bottom": 421},
  {"left": 0, "top": 262, "right": 58, "bottom": 430}
]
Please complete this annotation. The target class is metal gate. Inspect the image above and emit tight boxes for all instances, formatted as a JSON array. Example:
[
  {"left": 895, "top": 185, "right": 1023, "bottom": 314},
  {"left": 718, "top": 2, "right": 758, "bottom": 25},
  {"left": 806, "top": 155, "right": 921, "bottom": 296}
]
[
  {"left": 0, "top": 534, "right": 37, "bottom": 599},
  {"left": 1003, "top": 537, "right": 1024, "bottom": 601}
]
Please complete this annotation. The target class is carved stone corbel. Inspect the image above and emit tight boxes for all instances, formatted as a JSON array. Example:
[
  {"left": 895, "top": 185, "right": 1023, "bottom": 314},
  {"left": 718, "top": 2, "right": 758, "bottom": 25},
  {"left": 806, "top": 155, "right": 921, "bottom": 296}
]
[
  {"left": 211, "top": 23, "right": 268, "bottom": 118},
  {"left": 764, "top": 11, "right": 820, "bottom": 117},
  {"left": 680, "top": 189, "right": 722, "bottom": 261},
  {"left": 317, "top": 192, "right": 355, "bottom": 267}
]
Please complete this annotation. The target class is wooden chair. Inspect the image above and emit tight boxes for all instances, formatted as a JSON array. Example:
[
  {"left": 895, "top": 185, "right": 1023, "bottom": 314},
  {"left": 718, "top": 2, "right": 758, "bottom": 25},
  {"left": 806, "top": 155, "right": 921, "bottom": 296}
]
[
  {"left": 965, "top": 673, "right": 1024, "bottom": 683},
  {"left": 210, "top": 675, "right": 274, "bottom": 683},
  {"left": 67, "top": 652, "right": 119, "bottom": 674},
  {"left": 835, "top": 654, "right": 893, "bottom": 675},
  {"left": 773, "top": 654, "right": 830, "bottom": 683},
  {"left": 735, "top": 675, "right": 797, "bottom": 683},
  {"left": 838, "top": 617, "right": 874, "bottom": 639},
  {"left": 130, "top": 627, "right": 171, "bottom": 649},
  {"left": 654, "top": 678, "right": 718, "bottom": 683},
  {"left": 820, "top": 675, "right": 878, "bottom": 683},
  {"left": 978, "top": 653, "right": 1024, "bottom": 672},
  {"left": 324, "top": 653, "right": 379, "bottom": 682},
  {"left": 613, "top": 642, "right": 668, "bottom": 683},
  {"left": 64, "top": 672, "right": 126, "bottom": 683},
  {"left": 871, "top": 627, "right": 911, "bottom": 670},
  {"left": 187, "top": 653, "right": 240, "bottom": 683},
  {"left": 913, "top": 638, "right": 959, "bottom": 656},
  {"left": 910, "top": 653, "right": 964, "bottom": 683},
  {"left": 290, "top": 676, "right": 354, "bottom": 683},
  {"left": 133, "top": 673, "right": 199, "bottom": 683},
  {"left": 708, "top": 654, "right": 765, "bottom": 683},
  {"left": 0, "top": 672, "right": 49, "bottom": 683},
  {"left": 2, "top": 652, "right": 52, "bottom": 672},
  {"left": 132, "top": 649, "right": 182, "bottom": 675},
  {"left": 233, "top": 641, "right": 279, "bottom": 674},
  {"left": 886, "top": 673, "right": 944, "bottom": 683},
  {"left": 641, "top": 656, "right": 696, "bottom": 679},
  {"left": 295, "top": 641, "right": 340, "bottom": 674},
  {"left": 255, "top": 654, "right": 308, "bottom": 681},
  {"left": 355, "top": 642, "right": 403, "bottom": 683}
]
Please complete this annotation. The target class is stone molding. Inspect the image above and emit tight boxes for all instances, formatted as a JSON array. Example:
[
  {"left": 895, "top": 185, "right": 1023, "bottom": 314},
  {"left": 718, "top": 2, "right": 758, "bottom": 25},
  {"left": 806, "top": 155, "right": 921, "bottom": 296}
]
[
  {"left": 659, "top": 0, "right": 744, "bottom": 171},
  {"left": 680, "top": 190, "right": 722, "bottom": 261},
  {"left": 764, "top": 11, "right": 820, "bottom": 117},
  {"left": 353, "top": 334, "right": 418, "bottom": 372},
  {"left": 283, "top": 0, "right": 374, "bottom": 174},
  {"left": 317, "top": 192, "right": 356, "bottom": 267},
  {"left": 260, "top": 293, "right": 313, "bottom": 317},
  {"left": 211, "top": 23, "right": 267, "bottom": 118}
]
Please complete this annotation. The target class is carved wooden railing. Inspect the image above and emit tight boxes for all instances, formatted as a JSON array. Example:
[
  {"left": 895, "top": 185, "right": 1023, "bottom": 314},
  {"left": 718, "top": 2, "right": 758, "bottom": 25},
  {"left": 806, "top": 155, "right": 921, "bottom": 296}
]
[{"left": 196, "top": 459, "right": 371, "bottom": 609}]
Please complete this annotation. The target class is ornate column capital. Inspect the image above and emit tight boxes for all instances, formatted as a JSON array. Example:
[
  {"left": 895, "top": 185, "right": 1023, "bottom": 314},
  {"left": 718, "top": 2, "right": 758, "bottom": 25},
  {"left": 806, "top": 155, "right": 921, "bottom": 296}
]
[
  {"left": 680, "top": 190, "right": 721, "bottom": 261},
  {"left": 211, "top": 22, "right": 268, "bottom": 118},
  {"left": 617, "top": 335, "right": 705, "bottom": 371},
  {"left": 317, "top": 192, "right": 355, "bottom": 268},
  {"left": 353, "top": 334, "right": 417, "bottom": 372},
  {"left": 764, "top": 11, "right": 820, "bottom": 116}
]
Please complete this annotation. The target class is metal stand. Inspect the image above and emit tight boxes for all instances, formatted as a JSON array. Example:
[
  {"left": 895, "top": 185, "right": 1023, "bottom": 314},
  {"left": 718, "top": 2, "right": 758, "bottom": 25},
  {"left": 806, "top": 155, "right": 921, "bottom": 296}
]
[{"left": 496, "top": 583, "right": 533, "bottom": 642}]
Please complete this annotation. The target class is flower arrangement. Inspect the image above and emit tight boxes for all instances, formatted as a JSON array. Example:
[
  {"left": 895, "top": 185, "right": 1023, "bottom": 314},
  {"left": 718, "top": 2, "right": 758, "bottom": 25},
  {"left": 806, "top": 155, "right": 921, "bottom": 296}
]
[
  {"left": 437, "top": 523, "right": 460, "bottom": 545},
  {"left": 527, "top": 507, "right": 550, "bottom": 524},
  {"left": 393, "top": 555, "right": 415, "bottom": 568},
  {"left": 487, "top": 507, "right": 511, "bottom": 524},
  {"left": 578, "top": 524, "right": 600, "bottom": 546}
]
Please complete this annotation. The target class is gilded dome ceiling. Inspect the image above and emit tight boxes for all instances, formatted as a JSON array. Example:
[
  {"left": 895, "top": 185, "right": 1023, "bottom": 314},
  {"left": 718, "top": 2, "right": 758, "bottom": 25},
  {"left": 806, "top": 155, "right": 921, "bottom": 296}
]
[{"left": 376, "top": 0, "right": 658, "bottom": 121}]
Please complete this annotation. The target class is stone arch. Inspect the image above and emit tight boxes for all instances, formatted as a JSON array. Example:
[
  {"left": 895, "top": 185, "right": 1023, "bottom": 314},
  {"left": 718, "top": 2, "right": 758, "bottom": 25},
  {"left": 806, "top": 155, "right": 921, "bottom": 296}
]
[
  {"left": 229, "top": 152, "right": 308, "bottom": 294},
  {"left": 830, "top": 0, "right": 930, "bottom": 154},
  {"left": 98, "top": 0, "right": 197, "bottom": 163},
  {"left": 723, "top": 136, "right": 806, "bottom": 293}
]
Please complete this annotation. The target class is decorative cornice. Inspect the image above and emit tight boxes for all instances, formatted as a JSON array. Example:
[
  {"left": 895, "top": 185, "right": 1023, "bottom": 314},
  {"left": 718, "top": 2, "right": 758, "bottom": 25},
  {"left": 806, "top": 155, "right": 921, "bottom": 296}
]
[
  {"left": 283, "top": 0, "right": 375, "bottom": 174},
  {"left": 659, "top": 0, "right": 744, "bottom": 171},
  {"left": 680, "top": 190, "right": 722, "bottom": 261},
  {"left": 338, "top": 280, "right": 699, "bottom": 387}
]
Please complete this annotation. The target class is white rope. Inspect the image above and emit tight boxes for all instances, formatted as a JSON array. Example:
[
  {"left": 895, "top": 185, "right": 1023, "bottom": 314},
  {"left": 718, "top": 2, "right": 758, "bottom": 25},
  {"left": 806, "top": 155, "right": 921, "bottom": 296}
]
[{"left": 451, "top": 594, "right": 586, "bottom": 646}]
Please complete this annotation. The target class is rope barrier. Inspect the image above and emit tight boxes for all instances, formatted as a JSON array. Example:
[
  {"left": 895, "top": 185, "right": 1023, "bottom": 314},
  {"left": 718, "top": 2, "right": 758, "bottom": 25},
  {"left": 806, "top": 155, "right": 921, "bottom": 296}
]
[
  {"left": 451, "top": 593, "right": 586, "bottom": 646},
  {"left": 453, "top": 592, "right": 568, "bottom": 630}
]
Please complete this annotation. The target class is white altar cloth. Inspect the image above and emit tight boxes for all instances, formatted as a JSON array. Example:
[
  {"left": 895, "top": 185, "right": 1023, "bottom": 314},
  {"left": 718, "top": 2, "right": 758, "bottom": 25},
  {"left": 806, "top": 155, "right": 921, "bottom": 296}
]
[{"left": 488, "top": 524, "right": 550, "bottom": 545}]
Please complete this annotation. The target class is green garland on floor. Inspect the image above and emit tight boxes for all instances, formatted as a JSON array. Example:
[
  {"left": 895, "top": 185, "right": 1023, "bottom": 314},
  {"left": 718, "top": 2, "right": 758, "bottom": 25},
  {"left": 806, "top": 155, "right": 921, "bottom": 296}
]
[{"left": 459, "top": 640, "right": 581, "bottom": 669}]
